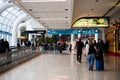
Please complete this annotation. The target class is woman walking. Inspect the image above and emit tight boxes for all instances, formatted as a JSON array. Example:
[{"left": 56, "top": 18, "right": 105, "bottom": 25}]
[
  {"left": 96, "top": 39, "right": 105, "bottom": 71},
  {"left": 87, "top": 40, "right": 96, "bottom": 71}
]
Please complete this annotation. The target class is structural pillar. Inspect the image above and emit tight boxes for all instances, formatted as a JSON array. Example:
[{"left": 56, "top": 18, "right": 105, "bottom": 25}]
[
  {"left": 71, "top": 34, "right": 75, "bottom": 49},
  {"left": 95, "top": 33, "right": 98, "bottom": 43},
  {"left": 28, "top": 34, "right": 33, "bottom": 41},
  {"left": 78, "top": 34, "right": 81, "bottom": 38}
]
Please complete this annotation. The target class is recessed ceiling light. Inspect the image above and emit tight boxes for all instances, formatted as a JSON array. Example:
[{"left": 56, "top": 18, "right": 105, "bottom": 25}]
[
  {"left": 91, "top": 9, "right": 94, "bottom": 11},
  {"left": 21, "top": 0, "right": 67, "bottom": 2},
  {"left": 37, "top": 17, "right": 40, "bottom": 19},
  {"left": 65, "top": 9, "right": 68, "bottom": 11},
  {"left": 29, "top": 9, "right": 32, "bottom": 11},
  {"left": 8, "top": 1, "right": 11, "bottom": 3},
  {"left": 95, "top": 0, "right": 99, "bottom": 2}
]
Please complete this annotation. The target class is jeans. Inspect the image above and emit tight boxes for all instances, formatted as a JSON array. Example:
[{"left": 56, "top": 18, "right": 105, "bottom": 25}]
[{"left": 87, "top": 53, "right": 95, "bottom": 70}]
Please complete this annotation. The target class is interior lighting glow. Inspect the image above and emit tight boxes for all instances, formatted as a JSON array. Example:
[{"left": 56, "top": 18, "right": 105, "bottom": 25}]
[{"left": 21, "top": 0, "right": 67, "bottom": 2}]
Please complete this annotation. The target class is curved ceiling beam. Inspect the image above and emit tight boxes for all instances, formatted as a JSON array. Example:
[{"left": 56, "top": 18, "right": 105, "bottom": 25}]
[
  {"left": 18, "top": 23, "right": 26, "bottom": 29},
  {"left": 12, "top": 14, "right": 27, "bottom": 46}
]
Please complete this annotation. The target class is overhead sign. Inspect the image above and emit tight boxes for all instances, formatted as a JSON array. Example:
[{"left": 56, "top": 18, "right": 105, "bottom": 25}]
[
  {"left": 0, "top": 30, "right": 11, "bottom": 35},
  {"left": 72, "top": 17, "right": 109, "bottom": 28},
  {"left": 47, "top": 29, "right": 98, "bottom": 34}
]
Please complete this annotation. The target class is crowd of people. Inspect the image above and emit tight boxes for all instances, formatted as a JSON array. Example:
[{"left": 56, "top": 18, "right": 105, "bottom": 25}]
[
  {"left": 0, "top": 39, "right": 11, "bottom": 53},
  {"left": 75, "top": 38, "right": 106, "bottom": 71},
  {"left": 0, "top": 37, "right": 108, "bottom": 71},
  {"left": 39, "top": 42, "right": 69, "bottom": 53}
]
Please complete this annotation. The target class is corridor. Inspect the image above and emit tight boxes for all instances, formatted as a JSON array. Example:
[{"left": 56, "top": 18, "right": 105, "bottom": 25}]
[{"left": 0, "top": 51, "right": 120, "bottom": 80}]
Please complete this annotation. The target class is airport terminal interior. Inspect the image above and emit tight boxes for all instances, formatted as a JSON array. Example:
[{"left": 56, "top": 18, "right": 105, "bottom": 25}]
[{"left": 0, "top": 0, "right": 120, "bottom": 80}]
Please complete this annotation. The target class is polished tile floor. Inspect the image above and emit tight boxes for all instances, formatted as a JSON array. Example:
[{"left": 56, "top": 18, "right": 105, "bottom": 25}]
[{"left": 0, "top": 50, "right": 120, "bottom": 80}]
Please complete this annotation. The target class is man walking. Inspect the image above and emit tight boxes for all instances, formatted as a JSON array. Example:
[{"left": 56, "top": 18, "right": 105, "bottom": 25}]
[{"left": 75, "top": 38, "right": 84, "bottom": 63}]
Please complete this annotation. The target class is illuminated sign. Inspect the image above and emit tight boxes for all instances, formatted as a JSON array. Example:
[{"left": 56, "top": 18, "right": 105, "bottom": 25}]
[{"left": 72, "top": 17, "right": 109, "bottom": 28}]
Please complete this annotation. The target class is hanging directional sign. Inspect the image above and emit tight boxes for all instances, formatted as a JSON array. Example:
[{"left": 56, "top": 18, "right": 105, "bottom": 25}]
[{"left": 47, "top": 29, "right": 98, "bottom": 34}]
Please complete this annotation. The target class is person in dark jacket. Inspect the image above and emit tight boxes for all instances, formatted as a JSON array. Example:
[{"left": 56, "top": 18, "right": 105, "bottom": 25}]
[
  {"left": 87, "top": 40, "right": 97, "bottom": 71},
  {"left": 96, "top": 39, "right": 105, "bottom": 71},
  {"left": 75, "top": 38, "right": 84, "bottom": 63},
  {"left": 4, "top": 39, "right": 11, "bottom": 51},
  {"left": 0, "top": 39, "right": 6, "bottom": 53}
]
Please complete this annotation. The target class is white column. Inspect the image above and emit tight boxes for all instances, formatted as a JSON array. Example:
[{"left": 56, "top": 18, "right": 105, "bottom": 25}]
[
  {"left": 71, "top": 34, "right": 75, "bottom": 49},
  {"left": 95, "top": 33, "right": 98, "bottom": 43},
  {"left": 12, "top": 14, "right": 27, "bottom": 46},
  {"left": 18, "top": 29, "right": 21, "bottom": 38},
  {"left": 71, "top": 34, "right": 74, "bottom": 44},
  {"left": 59, "top": 34, "right": 61, "bottom": 37},
  {"left": 28, "top": 34, "right": 33, "bottom": 41},
  {"left": 78, "top": 34, "right": 81, "bottom": 38}
]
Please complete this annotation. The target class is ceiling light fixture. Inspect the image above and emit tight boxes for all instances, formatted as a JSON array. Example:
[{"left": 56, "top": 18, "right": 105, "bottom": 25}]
[
  {"left": 37, "top": 17, "right": 40, "bottom": 19},
  {"left": 21, "top": 0, "right": 67, "bottom": 2},
  {"left": 91, "top": 9, "right": 94, "bottom": 11},
  {"left": 95, "top": 0, "right": 99, "bottom": 2},
  {"left": 29, "top": 9, "right": 32, "bottom": 11},
  {"left": 65, "top": 9, "right": 68, "bottom": 11}
]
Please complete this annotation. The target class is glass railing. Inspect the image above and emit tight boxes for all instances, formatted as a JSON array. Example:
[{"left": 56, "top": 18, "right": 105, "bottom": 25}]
[{"left": 0, "top": 46, "right": 39, "bottom": 72}]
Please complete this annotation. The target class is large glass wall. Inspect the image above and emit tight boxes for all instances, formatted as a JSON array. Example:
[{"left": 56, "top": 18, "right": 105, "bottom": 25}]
[{"left": 0, "top": 1, "right": 26, "bottom": 45}]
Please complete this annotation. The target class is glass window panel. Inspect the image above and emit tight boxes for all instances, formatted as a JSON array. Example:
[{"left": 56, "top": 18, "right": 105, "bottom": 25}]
[
  {"left": 0, "top": 23, "right": 1, "bottom": 26},
  {"left": 6, "top": 26, "right": 9, "bottom": 32},
  {"left": 15, "top": 12, "right": 22, "bottom": 17},
  {"left": 7, "top": 7, "right": 14, "bottom": 12},
  {"left": 6, "top": 25, "right": 9, "bottom": 30},
  {"left": 9, "top": 28, "right": 12, "bottom": 33},
  {"left": 14, "top": 6, "right": 20, "bottom": 11},
  {"left": 1, "top": 11, "right": 8, "bottom": 17},
  {"left": 3, "top": 0, "right": 9, "bottom": 2},
  {"left": 8, "top": 27, "right": 11, "bottom": 32},
  {"left": 0, "top": 16, "right": 2, "bottom": 22},
  {"left": 2, "top": 24, "right": 6, "bottom": 30},
  {"left": 6, "top": 14, "right": 13, "bottom": 19},
  {"left": 0, "top": 24, "right": 2, "bottom": 29},
  {"left": 0, "top": 16, "right": 4, "bottom": 23},
  {"left": 1, "top": 34, "right": 3, "bottom": 38},
  {"left": 8, "top": 21, "right": 13, "bottom": 26},
  {"left": 11, "top": 9, "right": 17, "bottom": 14},
  {"left": 10, "top": 16, "right": 16, "bottom": 21},
  {"left": 3, "top": 19, "right": 9, "bottom": 24},
  {"left": 1, "top": 25, "right": 4, "bottom": 30},
  {"left": 4, "top": 25, "right": 7, "bottom": 31}
]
